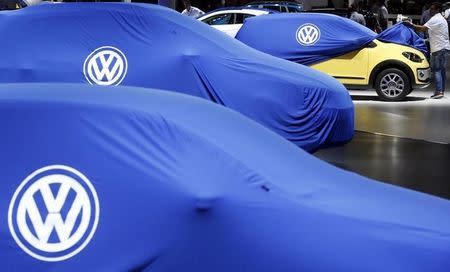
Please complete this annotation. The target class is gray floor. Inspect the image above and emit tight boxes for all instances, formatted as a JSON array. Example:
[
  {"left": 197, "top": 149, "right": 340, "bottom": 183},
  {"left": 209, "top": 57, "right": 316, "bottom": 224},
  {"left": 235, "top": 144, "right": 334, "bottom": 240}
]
[
  {"left": 315, "top": 131, "right": 450, "bottom": 199},
  {"left": 350, "top": 89, "right": 450, "bottom": 144},
  {"left": 315, "top": 81, "right": 450, "bottom": 200}
]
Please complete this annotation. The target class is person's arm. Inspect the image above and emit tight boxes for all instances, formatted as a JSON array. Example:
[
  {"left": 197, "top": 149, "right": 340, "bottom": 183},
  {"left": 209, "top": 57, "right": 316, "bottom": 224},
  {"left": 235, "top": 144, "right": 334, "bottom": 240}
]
[
  {"left": 405, "top": 21, "right": 429, "bottom": 33},
  {"left": 381, "top": 7, "right": 388, "bottom": 19},
  {"left": 413, "top": 24, "right": 429, "bottom": 32}
]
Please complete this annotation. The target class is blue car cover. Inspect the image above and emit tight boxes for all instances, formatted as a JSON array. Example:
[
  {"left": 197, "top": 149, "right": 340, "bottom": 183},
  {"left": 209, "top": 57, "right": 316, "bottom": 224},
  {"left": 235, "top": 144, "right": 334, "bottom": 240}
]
[
  {"left": 1, "top": 83, "right": 450, "bottom": 272},
  {"left": 236, "top": 13, "right": 427, "bottom": 65},
  {"left": 0, "top": 3, "right": 353, "bottom": 152},
  {"left": 377, "top": 22, "right": 428, "bottom": 55}
]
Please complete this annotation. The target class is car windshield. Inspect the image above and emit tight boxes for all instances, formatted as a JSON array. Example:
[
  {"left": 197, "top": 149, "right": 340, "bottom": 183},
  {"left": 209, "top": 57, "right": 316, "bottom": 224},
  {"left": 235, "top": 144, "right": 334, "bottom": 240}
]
[
  {"left": 235, "top": 13, "right": 255, "bottom": 24},
  {"left": 262, "top": 5, "right": 282, "bottom": 12},
  {"left": 288, "top": 6, "right": 302, "bottom": 12},
  {"left": 203, "top": 13, "right": 234, "bottom": 25}
]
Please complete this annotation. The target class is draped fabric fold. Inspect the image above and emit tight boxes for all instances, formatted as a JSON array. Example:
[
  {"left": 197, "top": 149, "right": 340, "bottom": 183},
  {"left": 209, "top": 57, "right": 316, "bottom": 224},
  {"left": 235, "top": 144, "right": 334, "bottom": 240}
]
[{"left": 0, "top": 3, "right": 354, "bottom": 151}]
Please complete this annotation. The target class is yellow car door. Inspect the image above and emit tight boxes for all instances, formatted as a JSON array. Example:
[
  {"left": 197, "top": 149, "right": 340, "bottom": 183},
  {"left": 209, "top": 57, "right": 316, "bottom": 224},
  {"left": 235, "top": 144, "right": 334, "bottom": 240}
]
[{"left": 311, "top": 47, "right": 370, "bottom": 86}]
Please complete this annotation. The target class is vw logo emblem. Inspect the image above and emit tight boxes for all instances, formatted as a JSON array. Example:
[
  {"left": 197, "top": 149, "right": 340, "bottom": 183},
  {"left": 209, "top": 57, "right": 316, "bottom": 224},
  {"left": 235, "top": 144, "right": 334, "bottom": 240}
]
[
  {"left": 296, "top": 24, "right": 321, "bottom": 46},
  {"left": 8, "top": 165, "right": 100, "bottom": 262},
  {"left": 83, "top": 46, "right": 128, "bottom": 86}
]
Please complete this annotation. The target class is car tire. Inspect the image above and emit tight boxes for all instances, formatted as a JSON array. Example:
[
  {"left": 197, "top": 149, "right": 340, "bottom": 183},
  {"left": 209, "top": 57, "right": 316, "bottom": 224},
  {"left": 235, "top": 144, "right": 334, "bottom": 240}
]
[{"left": 375, "top": 68, "right": 410, "bottom": 101}]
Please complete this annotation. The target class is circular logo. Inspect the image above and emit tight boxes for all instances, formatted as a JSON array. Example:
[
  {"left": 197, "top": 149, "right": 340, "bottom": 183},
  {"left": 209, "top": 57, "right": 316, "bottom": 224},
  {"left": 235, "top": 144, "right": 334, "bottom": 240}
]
[
  {"left": 296, "top": 24, "right": 321, "bottom": 46},
  {"left": 8, "top": 165, "right": 100, "bottom": 262},
  {"left": 83, "top": 46, "right": 128, "bottom": 86}
]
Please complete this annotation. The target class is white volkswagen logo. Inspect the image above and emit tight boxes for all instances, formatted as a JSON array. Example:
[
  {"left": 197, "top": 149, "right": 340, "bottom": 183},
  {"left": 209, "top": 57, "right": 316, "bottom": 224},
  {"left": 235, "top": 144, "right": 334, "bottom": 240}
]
[
  {"left": 83, "top": 46, "right": 128, "bottom": 86},
  {"left": 296, "top": 24, "right": 321, "bottom": 46},
  {"left": 8, "top": 165, "right": 100, "bottom": 262}
]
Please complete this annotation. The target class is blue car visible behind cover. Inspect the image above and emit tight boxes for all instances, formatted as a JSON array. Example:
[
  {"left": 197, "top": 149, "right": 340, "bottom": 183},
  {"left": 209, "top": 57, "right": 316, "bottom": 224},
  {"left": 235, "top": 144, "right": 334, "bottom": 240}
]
[
  {"left": 236, "top": 13, "right": 427, "bottom": 65},
  {"left": 1, "top": 83, "right": 450, "bottom": 271},
  {"left": 0, "top": 3, "right": 353, "bottom": 152}
]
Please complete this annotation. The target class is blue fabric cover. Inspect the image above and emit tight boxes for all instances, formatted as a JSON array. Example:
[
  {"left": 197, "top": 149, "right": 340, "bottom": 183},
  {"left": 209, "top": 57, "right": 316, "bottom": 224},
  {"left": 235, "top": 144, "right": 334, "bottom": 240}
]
[
  {"left": 377, "top": 22, "right": 428, "bottom": 55},
  {"left": 236, "top": 13, "right": 427, "bottom": 65},
  {"left": 1, "top": 83, "right": 450, "bottom": 271},
  {"left": 0, "top": 3, "right": 353, "bottom": 152}
]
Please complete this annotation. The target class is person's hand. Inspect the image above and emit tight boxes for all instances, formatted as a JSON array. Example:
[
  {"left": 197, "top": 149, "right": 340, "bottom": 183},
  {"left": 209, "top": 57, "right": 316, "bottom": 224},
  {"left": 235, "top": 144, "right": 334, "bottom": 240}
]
[{"left": 403, "top": 21, "right": 414, "bottom": 28}]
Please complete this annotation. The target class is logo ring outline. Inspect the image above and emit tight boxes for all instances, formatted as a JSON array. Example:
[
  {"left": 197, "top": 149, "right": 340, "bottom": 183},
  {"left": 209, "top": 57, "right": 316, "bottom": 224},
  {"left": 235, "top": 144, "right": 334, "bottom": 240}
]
[
  {"left": 8, "top": 165, "right": 100, "bottom": 262},
  {"left": 296, "top": 23, "right": 321, "bottom": 46},
  {"left": 83, "top": 46, "right": 128, "bottom": 86}
]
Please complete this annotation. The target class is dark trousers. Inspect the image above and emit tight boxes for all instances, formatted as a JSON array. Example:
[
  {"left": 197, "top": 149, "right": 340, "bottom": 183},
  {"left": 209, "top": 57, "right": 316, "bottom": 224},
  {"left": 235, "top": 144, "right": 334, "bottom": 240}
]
[{"left": 430, "top": 49, "right": 450, "bottom": 93}]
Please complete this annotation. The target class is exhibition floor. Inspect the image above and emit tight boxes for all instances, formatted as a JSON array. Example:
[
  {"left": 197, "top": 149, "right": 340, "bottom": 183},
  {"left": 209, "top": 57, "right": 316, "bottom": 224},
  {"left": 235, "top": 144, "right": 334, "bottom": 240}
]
[
  {"left": 351, "top": 89, "right": 450, "bottom": 144},
  {"left": 315, "top": 89, "right": 450, "bottom": 200}
]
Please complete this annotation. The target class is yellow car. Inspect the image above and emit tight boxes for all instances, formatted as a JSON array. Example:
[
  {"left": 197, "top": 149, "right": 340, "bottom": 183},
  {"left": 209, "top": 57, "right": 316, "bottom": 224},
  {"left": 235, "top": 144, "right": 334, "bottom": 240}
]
[{"left": 311, "top": 39, "right": 430, "bottom": 101}]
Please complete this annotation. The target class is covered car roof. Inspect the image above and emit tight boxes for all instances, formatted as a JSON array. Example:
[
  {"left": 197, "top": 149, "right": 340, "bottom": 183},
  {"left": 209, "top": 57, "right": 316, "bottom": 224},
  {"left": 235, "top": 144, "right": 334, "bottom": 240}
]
[
  {"left": 0, "top": 3, "right": 353, "bottom": 152},
  {"left": 236, "top": 13, "right": 427, "bottom": 65},
  {"left": 1, "top": 83, "right": 450, "bottom": 271}
]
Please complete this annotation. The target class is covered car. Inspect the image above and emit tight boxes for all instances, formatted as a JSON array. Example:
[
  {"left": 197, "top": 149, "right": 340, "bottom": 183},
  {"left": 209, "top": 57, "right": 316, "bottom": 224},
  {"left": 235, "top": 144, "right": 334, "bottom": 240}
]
[
  {"left": 0, "top": 3, "right": 353, "bottom": 152},
  {"left": 1, "top": 83, "right": 450, "bottom": 271},
  {"left": 236, "top": 13, "right": 430, "bottom": 101}
]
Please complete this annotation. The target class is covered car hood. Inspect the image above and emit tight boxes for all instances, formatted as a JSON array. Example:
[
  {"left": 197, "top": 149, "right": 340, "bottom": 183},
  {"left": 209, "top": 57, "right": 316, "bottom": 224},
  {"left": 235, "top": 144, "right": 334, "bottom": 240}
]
[
  {"left": 0, "top": 83, "right": 449, "bottom": 271},
  {"left": 236, "top": 13, "right": 427, "bottom": 65},
  {"left": 0, "top": 3, "right": 353, "bottom": 152},
  {"left": 377, "top": 22, "right": 428, "bottom": 55}
]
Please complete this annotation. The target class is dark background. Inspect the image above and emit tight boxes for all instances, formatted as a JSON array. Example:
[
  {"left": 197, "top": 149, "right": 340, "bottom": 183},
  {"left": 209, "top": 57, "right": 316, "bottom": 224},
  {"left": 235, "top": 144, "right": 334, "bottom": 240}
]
[{"left": 0, "top": 0, "right": 433, "bottom": 14}]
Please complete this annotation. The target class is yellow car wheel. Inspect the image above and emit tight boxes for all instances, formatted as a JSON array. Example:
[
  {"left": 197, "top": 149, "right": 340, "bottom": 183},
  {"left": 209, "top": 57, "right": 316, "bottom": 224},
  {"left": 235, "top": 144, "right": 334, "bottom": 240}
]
[{"left": 375, "top": 68, "right": 411, "bottom": 101}]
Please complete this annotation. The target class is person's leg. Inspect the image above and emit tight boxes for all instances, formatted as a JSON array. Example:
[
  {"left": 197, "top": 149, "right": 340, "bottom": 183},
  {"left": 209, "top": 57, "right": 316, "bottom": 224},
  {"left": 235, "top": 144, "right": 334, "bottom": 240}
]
[
  {"left": 431, "top": 51, "right": 443, "bottom": 96},
  {"left": 432, "top": 50, "right": 447, "bottom": 97},
  {"left": 441, "top": 50, "right": 449, "bottom": 95}
]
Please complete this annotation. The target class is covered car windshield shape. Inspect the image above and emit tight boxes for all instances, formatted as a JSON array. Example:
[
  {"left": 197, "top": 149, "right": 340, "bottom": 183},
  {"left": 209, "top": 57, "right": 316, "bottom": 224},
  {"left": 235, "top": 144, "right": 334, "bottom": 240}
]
[
  {"left": 1, "top": 83, "right": 450, "bottom": 271},
  {"left": 236, "top": 13, "right": 427, "bottom": 65},
  {"left": 0, "top": 3, "right": 354, "bottom": 152}
]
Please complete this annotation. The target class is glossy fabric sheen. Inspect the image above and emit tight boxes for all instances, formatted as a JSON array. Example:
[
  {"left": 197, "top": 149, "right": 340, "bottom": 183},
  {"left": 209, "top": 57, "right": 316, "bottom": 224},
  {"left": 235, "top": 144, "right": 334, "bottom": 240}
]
[
  {"left": 236, "top": 14, "right": 427, "bottom": 65},
  {"left": 0, "top": 84, "right": 449, "bottom": 271},
  {"left": 0, "top": 3, "right": 353, "bottom": 152}
]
